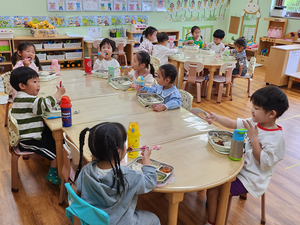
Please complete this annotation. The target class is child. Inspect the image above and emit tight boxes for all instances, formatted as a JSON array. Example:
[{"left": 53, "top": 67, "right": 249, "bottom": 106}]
[
  {"left": 152, "top": 32, "right": 177, "bottom": 66},
  {"left": 231, "top": 37, "right": 247, "bottom": 77},
  {"left": 93, "top": 38, "right": 120, "bottom": 77},
  {"left": 143, "top": 64, "right": 181, "bottom": 112},
  {"left": 124, "top": 51, "right": 156, "bottom": 88},
  {"left": 10, "top": 67, "right": 66, "bottom": 185},
  {"left": 12, "top": 42, "right": 40, "bottom": 72},
  {"left": 207, "top": 29, "right": 225, "bottom": 54},
  {"left": 75, "top": 122, "right": 160, "bottom": 225},
  {"left": 203, "top": 86, "right": 289, "bottom": 225},
  {"left": 139, "top": 26, "right": 158, "bottom": 55},
  {"left": 183, "top": 26, "right": 203, "bottom": 48}
]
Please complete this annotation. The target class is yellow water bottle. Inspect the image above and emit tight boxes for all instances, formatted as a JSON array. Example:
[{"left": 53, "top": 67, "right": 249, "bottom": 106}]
[{"left": 127, "top": 122, "right": 141, "bottom": 158}]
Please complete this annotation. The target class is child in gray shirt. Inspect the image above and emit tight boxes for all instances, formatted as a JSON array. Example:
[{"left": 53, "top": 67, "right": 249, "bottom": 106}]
[{"left": 231, "top": 37, "right": 248, "bottom": 76}]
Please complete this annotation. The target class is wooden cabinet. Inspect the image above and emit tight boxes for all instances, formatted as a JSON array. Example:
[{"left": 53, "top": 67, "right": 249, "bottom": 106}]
[
  {"left": 0, "top": 39, "right": 13, "bottom": 74},
  {"left": 265, "top": 44, "right": 300, "bottom": 86}
]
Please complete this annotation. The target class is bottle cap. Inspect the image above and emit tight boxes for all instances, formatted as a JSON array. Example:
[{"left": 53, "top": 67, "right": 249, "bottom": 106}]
[
  {"left": 60, "top": 95, "right": 72, "bottom": 108},
  {"left": 232, "top": 129, "right": 247, "bottom": 142}
]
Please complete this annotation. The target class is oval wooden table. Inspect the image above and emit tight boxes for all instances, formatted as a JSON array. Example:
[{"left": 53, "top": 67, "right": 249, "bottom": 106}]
[{"left": 169, "top": 54, "right": 236, "bottom": 101}]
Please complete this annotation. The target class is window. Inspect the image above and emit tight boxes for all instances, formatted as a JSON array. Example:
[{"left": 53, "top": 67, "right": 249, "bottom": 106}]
[{"left": 284, "top": 0, "right": 300, "bottom": 12}]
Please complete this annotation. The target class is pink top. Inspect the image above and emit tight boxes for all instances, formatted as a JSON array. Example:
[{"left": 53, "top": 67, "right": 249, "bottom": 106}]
[{"left": 139, "top": 39, "right": 154, "bottom": 55}]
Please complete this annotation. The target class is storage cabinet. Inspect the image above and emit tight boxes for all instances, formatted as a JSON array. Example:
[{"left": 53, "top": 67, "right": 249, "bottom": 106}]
[{"left": 0, "top": 39, "right": 13, "bottom": 74}]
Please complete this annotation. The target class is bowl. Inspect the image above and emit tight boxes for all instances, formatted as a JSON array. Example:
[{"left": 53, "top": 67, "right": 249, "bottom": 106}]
[
  {"left": 199, "top": 49, "right": 215, "bottom": 55},
  {"left": 110, "top": 77, "right": 133, "bottom": 89},
  {"left": 183, "top": 45, "right": 199, "bottom": 59}
]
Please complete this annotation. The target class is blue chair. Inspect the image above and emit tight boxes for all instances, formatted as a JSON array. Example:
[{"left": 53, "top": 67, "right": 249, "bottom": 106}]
[{"left": 65, "top": 183, "right": 109, "bottom": 225}]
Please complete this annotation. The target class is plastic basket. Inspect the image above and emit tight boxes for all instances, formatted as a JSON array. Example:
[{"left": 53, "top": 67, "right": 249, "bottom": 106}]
[
  {"left": 63, "top": 43, "right": 81, "bottom": 48},
  {"left": 33, "top": 43, "right": 43, "bottom": 49},
  {"left": 41, "top": 65, "right": 51, "bottom": 71},
  {"left": 0, "top": 46, "right": 10, "bottom": 51},
  {"left": 44, "top": 43, "right": 62, "bottom": 49},
  {"left": 65, "top": 52, "right": 82, "bottom": 59},
  {"left": 36, "top": 53, "right": 47, "bottom": 60},
  {"left": 30, "top": 28, "right": 58, "bottom": 38},
  {"left": 47, "top": 54, "right": 65, "bottom": 60},
  {"left": 0, "top": 30, "right": 14, "bottom": 39}
]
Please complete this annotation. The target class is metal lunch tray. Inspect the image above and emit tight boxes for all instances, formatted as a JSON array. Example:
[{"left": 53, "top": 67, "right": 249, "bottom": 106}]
[
  {"left": 137, "top": 93, "right": 164, "bottom": 107},
  {"left": 91, "top": 69, "right": 109, "bottom": 78},
  {"left": 38, "top": 72, "right": 58, "bottom": 82},
  {"left": 208, "top": 130, "right": 233, "bottom": 154},
  {"left": 110, "top": 77, "right": 133, "bottom": 89}
]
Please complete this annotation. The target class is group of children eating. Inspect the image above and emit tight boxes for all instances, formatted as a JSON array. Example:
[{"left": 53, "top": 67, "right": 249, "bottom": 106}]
[{"left": 5, "top": 25, "right": 289, "bottom": 225}]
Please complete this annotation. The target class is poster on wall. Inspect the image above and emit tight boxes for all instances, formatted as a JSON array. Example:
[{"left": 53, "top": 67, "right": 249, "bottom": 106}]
[
  {"left": 142, "top": 0, "right": 154, "bottom": 11},
  {"left": 12, "top": 16, "right": 30, "bottom": 28},
  {"left": 81, "top": 16, "right": 97, "bottom": 26},
  {"left": 99, "top": 0, "right": 113, "bottom": 11},
  {"left": 83, "top": 0, "right": 99, "bottom": 10},
  {"left": 47, "top": 16, "right": 66, "bottom": 27},
  {"left": 47, "top": 0, "right": 65, "bottom": 11},
  {"left": 113, "top": 0, "right": 128, "bottom": 11},
  {"left": 87, "top": 27, "right": 102, "bottom": 37},
  {"left": 66, "top": 0, "right": 82, "bottom": 11},
  {"left": 66, "top": 16, "right": 82, "bottom": 27},
  {"left": 110, "top": 16, "right": 123, "bottom": 25},
  {"left": 156, "top": 0, "right": 166, "bottom": 11},
  {"left": 128, "top": 0, "right": 142, "bottom": 11},
  {"left": 0, "top": 16, "right": 13, "bottom": 28}
]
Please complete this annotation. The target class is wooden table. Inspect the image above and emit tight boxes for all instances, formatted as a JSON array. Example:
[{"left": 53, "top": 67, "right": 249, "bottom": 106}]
[
  {"left": 169, "top": 54, "right": 235, "bottom": 101},
  {"left": 286, "top": 72, "right": 300, "bottom": 89}
]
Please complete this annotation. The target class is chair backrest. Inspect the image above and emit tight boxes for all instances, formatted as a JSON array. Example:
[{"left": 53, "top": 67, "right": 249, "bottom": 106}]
[
  {"left": 248, "top": 57, "right": 256, "bottom": 76},
  {"left": 114, "top": 38, "right": 127, "bottom": 47},
  {"left": 150, "top": 55, "right": 161, "bottom": 74},
  {"left": 92, "top": 40, "right": 102, "bottom": 50},
  {"left": 179, "top": 89, "right": 193, "bottom": 111},
  {"left": 63, "top": 132, "right": 80, "bottom": 166},
  {"left": 65, "top": 183, "right": 109, "bottom": 225},
  {"left": 184, "top": 61, "right": 204, "bottom": 84},
  {"left": 1, "top": 71, "right": 13, "bottom": 95},
  {"left": 220, "top": 63, "right": 233, "bottom": 84},
  {"left": 8, "top": 109, "right": 19, "bottom": 148}
]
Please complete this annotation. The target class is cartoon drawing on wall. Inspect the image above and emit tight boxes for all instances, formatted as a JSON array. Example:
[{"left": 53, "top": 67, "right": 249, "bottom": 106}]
[
  {"left": 111, "top": 16, "right": 122, "bottom": 25},
  {"left": 242, "top": 0, "right": 260, "bottom": 18},
  {"left": 67, "top": 16, "right": 82, "bottom": 26},
  {"left": 99, "top": 0, "right": 113, "bottom": 10},
  {"left": 82, "top": 16, "right": 97, "bottom": 26},
  {"left": 122, "top": 3, "right": 126, "bottom": 10},
  {"left": 76, "top": 0, "right": 81, "bottom": 10},
  {"left": 83, "top": 0, "right": 99, "bottom": 11},
  {"left": 50, "top": 2, "right": 56, "bottom": 9},
  {"left": 157, "top": 0, "right": 166, "bottom": 11},
  {"left": 124, "top": 16, "right": 130, "bottom": 24},
  {"left": 183, "top": 0, "right": 188, "bottom": 10},
  {"left": 168, "top": 3, "right": 175, "bottom": 13},
  {"left": 59, "top": 0, "right": 64, "bottom": 10},
  {"left": 175, "top": 0, "right": 181, "bottom": 11},
  {"left": 65, "top": 0, "right": 82, "bottom": 11},
  {"left": 48, "top": 16, "right": 65, "bottom": 26},
  {"left": 68, "top": 3, "right": 74, "bottom": 9},
  {"left": 137, "top": 3, "right": 140, "bottom": 10}
]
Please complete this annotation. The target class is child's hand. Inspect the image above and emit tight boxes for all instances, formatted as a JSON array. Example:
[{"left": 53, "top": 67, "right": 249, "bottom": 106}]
[
  {"left": 189, "top": 40, "right": 194, "bottom": 44},
  {"left": 243, "top": 120, "right": 258, "bottom": 140},
  {"left": 124, "top": 66, "right": 131, "bottom": 73},
  {"left": 56, "top": 85, "right": 66, "bottom": 95},
  {"left": 204, "top": 111, "right": 217, "bottom": 124},
  {"left": 23, "top": 59, "right": 30, "bottom": 67},
  {"left": 141, "top": 146, "right": 151, "bottom": 165},
  {"left": 153, "top": 104, "right": 166, "bottom": 112},
  {"left": 130, "top": 83, "right": 136, "bottom": 89},
  {"left": 98, "top": 52, "right": 106, "bottom": 60}
]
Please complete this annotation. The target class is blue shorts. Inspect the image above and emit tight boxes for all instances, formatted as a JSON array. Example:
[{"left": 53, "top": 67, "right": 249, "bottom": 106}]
[
  {"left": 232, "top": 68, "right": 246, "bottom": 76},
  {"left": 230, "top": 178, "right": 248, "bottom": 196}
]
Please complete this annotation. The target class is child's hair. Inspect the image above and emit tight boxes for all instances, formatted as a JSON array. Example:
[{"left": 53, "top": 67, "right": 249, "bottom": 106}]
[
  {"left": 75, "top": 122, "right": 127, "bottom": 196},
  {"left": 213, "top": 29, "right": 225, "bottom": 39},
  {"left": 186, "top": 26, "right": 203, "bottom": 40},
  {"left": 99, "top": 38, "right": 116, "bottom": 52},
  {"left": 11, "top": 42, "right": 40, "bottom": 67},
  {"left": 10, "top": 67, "right": 39, "bottom": 91},
  {"left": 157, "top": 32, "right": 169, "bottom": 44},
  {"left": 140, "top": 26, "right": 157, "bottom": 43},
  {"left": 234, "top": 37, "right": 247, "bottom": 50},
  {"left": 159, "top": 64, "right": 177, "bottom": 84},
  {"left": 135, "top": 51, "right": 155, "bottom": 75},
  {"left": 250, "top": 86, "right": 289, "bottom": 118}
]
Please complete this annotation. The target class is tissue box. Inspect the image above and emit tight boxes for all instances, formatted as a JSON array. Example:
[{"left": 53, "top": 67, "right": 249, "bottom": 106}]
[{"left": 271, "top": 9, "right": 286, "bottom": 17}]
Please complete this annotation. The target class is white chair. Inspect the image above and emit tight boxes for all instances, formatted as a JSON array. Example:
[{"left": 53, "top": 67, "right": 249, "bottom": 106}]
[
  {"left": 92, "top": 40, "right": 102, "bottom": 66},
  {"left": 179, "top": 89, "right": 194, "bottom": 111},
  {"left": 1, "top": 71, "right": 13, "bottom": 127}
]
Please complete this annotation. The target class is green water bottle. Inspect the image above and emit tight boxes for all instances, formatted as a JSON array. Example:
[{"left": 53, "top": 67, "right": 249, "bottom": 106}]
[{"left": 108, "top": 65, "right": 114, "bottom": 82}]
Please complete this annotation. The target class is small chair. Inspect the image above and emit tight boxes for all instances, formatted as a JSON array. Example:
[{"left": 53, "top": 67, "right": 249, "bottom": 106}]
[
  {"left": 1, "top": 71, "right": 13, "bottom": 127},
  {"left": 181, "top": 61, "right": 206, "bottom": 103},
  {"left": 65, "top": 183, "right": 109, "bottom": 225},
  {"left": 8, "top": 109, "right": 34, "bottom": 193},
  {"left": 59, "top": 132, "right": 81, "bottom": 205},
  {"left": 212, "top": 63, "right": 233, "bottom": 103},
  {"left": 179, "top": 89, "right": 194, "bottom": 111},
  {"left": 92, "top": 40, "right": 102, "bottom": 66},
  {"left": 114, "top": 38, "right": 127, "bottom": 66},
  {"left": 226, "top": 193, "right": 266, "bottom": 225}
]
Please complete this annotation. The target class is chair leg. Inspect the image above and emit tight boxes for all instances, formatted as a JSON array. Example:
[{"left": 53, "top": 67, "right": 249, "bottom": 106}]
[
  {"left": 214, "top": 83, "right": 219, "bottom": 95},
  {"left": 239, "top": 193, "right": 248, "bottom": 200},
  {"left": 217, "top": 83, "right": 223, "bottom": 103},
  {"left": 5, "top": 101, "right": 10, "bottom": 127},
  {"left": 59, "top": 178, "right": 66, "bottom": 206},
  {"left": 11, "top": 153, "right": 20, "bottom": 193},
  {"left": 230, "top": 82, "right": 233, "bottom": 101},
  {"left": 261, "top": 193, "right": 266, "bottom": 224},
  {"left": 248, "top": 78, "right": 252, "bottom": 98},
  {"left": 181, "top": 81, "right": 187, "bottom": 91},
  {"left": 196, "top": 83, "right": 201, "bottom": 103},
  {"left": 225, "top": 195, "right": 233, "bottom": 225},
  {"left": 201, "top": 81, "right": 207, "bottom": 97},
  {"left": 123, "top": 54, "right": 127, "bottom": 66}
]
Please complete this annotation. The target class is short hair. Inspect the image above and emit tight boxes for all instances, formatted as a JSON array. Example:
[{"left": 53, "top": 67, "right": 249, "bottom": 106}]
[
  {"left": 234, "top": 37, "right": 247, "bottom": 50},
  {"left": 100, "top": 38, "right": 116, "bottom": 52},
  {"left": 159, "top": 64, "right": 177, "bottom": 83},
  {"left": 250, "top": 86, "right": 289, "bottom": 118},
  {"left": 10, "top": 67, "right": 39, "bottom": 91},
  {"left": 213, "top": 29, "right": 225, "bottom": 39},
  {"left": 157, "top": 32, "right": 169, "bottom": 43}
]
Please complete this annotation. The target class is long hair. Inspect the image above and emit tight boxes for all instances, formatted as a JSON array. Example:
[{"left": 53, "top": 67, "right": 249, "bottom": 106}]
[
  {"left": 11, "top": 42, "right": 40, "bottom": 68},
  {"left": 135, "top": 51, "right": 155, "bottom": 76},
  {"left": 140, "top": 26, "right": 157, "bottom": 43}
]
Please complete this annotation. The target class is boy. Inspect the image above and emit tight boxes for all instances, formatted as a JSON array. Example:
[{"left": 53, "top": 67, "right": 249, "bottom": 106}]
[
  {"left": 204, "top": 86, "right": 289, "bottom": 225},
  {"left": 207, "top": 29, "right": 225, "bottom": 54},
  {"left": 10, "top": 67, "right": 66, "bottom": 185},
  {"left": 152, "top": 32, "right": 177, "bottom": 65},
  {"left": 93, "top": 38, "right": 120, "bottom": 77}
]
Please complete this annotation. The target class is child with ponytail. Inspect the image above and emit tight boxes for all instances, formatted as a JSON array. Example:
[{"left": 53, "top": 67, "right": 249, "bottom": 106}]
[
  {"left": 75, "top": 122, "right": 160, "bottom": 225},
  {"left": 139, "top": 26, "right": 158, "bottom": 55}
]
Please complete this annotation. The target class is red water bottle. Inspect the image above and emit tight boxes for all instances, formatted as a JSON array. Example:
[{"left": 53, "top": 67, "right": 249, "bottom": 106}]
[
  {"left": 85, "top": 57, "right": 92, "bottom": 74},
  {"left": 60, "top": 96, "right": 72, "bottom": 127}
]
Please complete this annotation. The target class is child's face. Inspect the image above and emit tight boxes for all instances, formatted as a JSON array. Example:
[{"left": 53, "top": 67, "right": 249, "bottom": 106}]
[
  {"left": 213, "top": 37, "right": 223, "bottom": 45},
  {"left": 160, "top": 40, "right": 169, "bottom": 47},
  {"left": 132, "top": 54, "right": 145, "bottom": 71},
  {"left": 234, "top": 44, "right": 244, "bottom": 52},
  {"left": 147, "top": 31, "right": 157, "bottom": 42},
  {"left": 18, "top": 46, "right": 35, "bottom": 62},
  {"left": 20, "top": 77, "right": 40, "bottom": 96},
  {"left": 192, "top": 29, "right": 201, "bottom": 40},
  {"left": 156, "top": 69, "right": 170, "bottom": 86},
  {"left": 100, "top": 43, "right": 114, "bottom": 60},
  {"left": 251, "top": 104, "right": 274, "bottom": 123}
]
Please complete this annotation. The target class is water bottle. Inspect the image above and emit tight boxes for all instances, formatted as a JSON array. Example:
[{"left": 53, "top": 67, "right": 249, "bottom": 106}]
[
  {"left": 127, "top": 122, "right": 141, "bottom": 158},
  {"left": 108, "top": 65, "right": 114, "bottom": 82},
  {"left": 224, "top": 47, "right": 230, "bottom": 61},
  {"left": 229, "top": 129, "right": 247, "bottom": 161},
  {"left": 178, "top": 38, "right": 183, "bottom": 47},
  {"left": 60, "top": 96, "right": 72, "bottom": 127},
  {"left": 169, "top": 38, "right": 174, "bottom": 49},
  {"left": 50, "top": 59, "right": 60, "bottom": 75}
]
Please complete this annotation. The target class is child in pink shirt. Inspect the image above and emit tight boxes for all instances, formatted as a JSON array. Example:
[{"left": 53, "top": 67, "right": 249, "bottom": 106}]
[{"left": 139, "top": 26, "right": 158, "bottom": 55}]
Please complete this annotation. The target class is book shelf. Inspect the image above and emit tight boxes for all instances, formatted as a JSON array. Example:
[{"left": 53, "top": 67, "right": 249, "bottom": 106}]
[{"left": 0, "top": 39, "right": 13, "bottom": 74}]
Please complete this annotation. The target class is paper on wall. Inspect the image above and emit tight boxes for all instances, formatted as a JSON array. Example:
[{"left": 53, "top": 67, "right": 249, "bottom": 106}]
[
  {"left": 285, "top": 50, "right": 300, "bottom": 75},
  {"left": 113, "top": 0, "right": 128, "bottom": 11},
  {"left": 83, "top": 0, "right": 99, "bottom": 10},
  {"left": 47, "top": 0, "right": 65, "bottom": 11},
  {"left": 128, "top": 0, "right": 142, "bottom": 11},
  {"left": 66, "top": 0, "right": 82, "bottom": 11},
  {"left": 99, "top": 0, "right": 114, "bottom": 11}
]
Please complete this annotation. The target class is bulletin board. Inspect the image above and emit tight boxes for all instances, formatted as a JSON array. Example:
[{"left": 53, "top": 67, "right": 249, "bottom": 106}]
[
  {"left": 242, "top": 25, "right": 256, "bottom": 42},
  {"left": 182, "top": 25, "right": 213, "bottom": 42}
]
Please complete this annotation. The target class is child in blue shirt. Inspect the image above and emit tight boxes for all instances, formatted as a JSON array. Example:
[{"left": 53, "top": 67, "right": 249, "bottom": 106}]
[{"left": 143, "top": 64, "right": 181, "bottom": 112}]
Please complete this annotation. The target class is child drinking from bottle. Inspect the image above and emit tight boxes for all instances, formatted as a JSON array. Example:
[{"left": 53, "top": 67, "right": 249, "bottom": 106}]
[
  {"left": 203, "top": 86, "right": 289, "bottom": 225},
  {"left": 139, "top": 26, "right": 158, "bottom": 55},
  {"left": 93, "top": 38, "right": 120, "bottom": 77},
  {"left": 10, "top": 67, "right": 66, "bottom": 185},
  {"left": 75, "top": 122, "right": 161, "bottom": 225},
  {"left": 143, "top": 64, "right": 181, "bottom": 112},
  {"left": 183, "top": 26, "right": 203, "bottom": 48}
]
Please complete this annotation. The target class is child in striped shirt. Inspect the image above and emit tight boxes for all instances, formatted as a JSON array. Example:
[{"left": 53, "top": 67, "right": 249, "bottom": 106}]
[{"left": 10, "top": 67, "right": 66, "bottom": 185}]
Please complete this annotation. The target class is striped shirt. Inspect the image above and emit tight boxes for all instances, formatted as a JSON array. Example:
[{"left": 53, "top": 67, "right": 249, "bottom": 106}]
[{"left": 12, "top": 91, "right": 56, "bottom": 141}]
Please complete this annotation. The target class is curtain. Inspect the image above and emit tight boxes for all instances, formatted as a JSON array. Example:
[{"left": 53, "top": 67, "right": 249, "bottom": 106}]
[{"left": 275, "top": 0, "right": 285, "bottom": 5}]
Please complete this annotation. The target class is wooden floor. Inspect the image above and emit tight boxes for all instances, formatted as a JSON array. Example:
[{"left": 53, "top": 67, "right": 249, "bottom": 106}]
[{"left": 1, "top": 66, "right": 300, "bottom": 225}]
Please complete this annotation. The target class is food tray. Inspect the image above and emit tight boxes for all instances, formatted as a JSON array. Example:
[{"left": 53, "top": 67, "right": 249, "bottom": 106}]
[
  {"left": 137, "top": 93, "right": 164, "bottom": 107},
  {"left": 110, "top": 77, "right": 132, "bottom": 89},
  {"left": 208, "top": 130, "right": 233, "bottom": 154},
  {"left": 127, "top": 157, "right": 174, "bottom": 187},
  {"left": 91, "top": 69, "right": 108, "bottom": 78},
  {"left": 43, "top": 104, "right": 61, "bottom": 118},
  {"left": 38, "top": 71, "right": 58, "bottom": 82}
]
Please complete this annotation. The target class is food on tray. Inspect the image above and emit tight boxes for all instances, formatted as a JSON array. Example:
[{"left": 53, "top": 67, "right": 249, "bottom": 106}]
[
  {"left": 157, "top": 174, "right": 165, "bottom": 181},
  {"left": 131, "top": 162, "right": 143, "bottom": 172},
  {"left": 140, "top": 95, "right": 162, "bottom": 103},
  {"left": 160, "top": 166, "right": 172, "bottom": 173},
  {"left": 151, "top": 162, "right": 160, "bottom": 169},
  {"left": 210, "top": 132, "right": 232, "bottom": 147}
]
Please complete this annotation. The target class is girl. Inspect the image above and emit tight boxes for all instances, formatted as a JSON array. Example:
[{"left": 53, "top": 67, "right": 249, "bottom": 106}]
[
  {"left": 139, "top": 26, "right": 158, "bottom": 55},
  {"left": 183, "top": 26, "right": 203, "bottom": 48},
  {"left": 75, "top": 122, "right": 160, "bottom": 225},
  {"left": 144, "top": 64, "right": 181, "bottom": 112},
  {"left": 12, "top": 42, "right": 40, "bottom": 72},
  {"left": 231, "top": 37, "right": 248, "bottom": 77},
  {"left": 124, "top": 51, "right": 156, "bottom": 88}
]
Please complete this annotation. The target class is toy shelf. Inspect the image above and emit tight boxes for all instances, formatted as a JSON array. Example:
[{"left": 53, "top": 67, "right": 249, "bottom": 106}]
[
  {"left": 12, "top": 35, "right": 85, "bottom": 71},
  {"left": 0, "top": 38, "right": 13, "bottom": 74}
]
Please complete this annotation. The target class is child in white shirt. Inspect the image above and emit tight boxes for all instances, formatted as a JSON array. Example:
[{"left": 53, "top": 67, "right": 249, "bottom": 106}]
[
  {"left": 203, "top": 86, "right": 289, "bottom": 225},
  {"left": 152, "top": 32, "right": 177, "bottom": 65},
  {"left": 93, "top": 38, "right": 120, "bottom": 77},
  {"left": 207, "top": 29, "right": 225, "bottom": 54}
]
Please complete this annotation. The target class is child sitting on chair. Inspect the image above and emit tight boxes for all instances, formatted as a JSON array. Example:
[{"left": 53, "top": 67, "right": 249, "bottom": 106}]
[
  {"left": 10, "top": 67, "right": 66, "bottom": 185},
  {"left": 203, "top": 86, "right": 289, "bottom": 225},
  {"left": 207, "top": 29, "right": 225, "bottom": 54},
  {"left": 93, "top": 38, "right": 120, "bottom": 77},
  {"left": 152, "top": 32, "right": 177, "bottom": 65}
]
